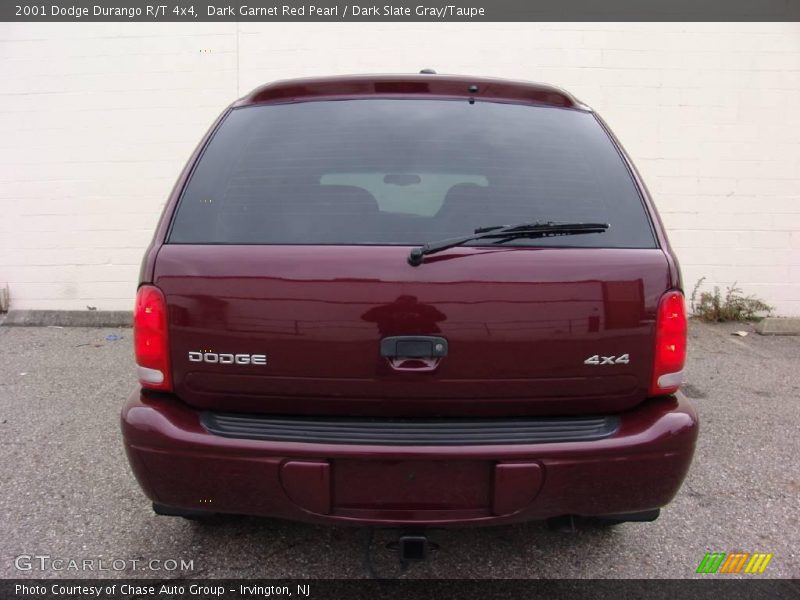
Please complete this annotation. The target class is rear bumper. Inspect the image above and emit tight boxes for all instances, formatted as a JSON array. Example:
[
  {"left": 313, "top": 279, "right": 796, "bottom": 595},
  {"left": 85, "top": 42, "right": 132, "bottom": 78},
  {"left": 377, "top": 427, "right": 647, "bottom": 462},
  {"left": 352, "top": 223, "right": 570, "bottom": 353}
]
[{"left": 121, "top": 391, "right": 698, "bottom": 526}]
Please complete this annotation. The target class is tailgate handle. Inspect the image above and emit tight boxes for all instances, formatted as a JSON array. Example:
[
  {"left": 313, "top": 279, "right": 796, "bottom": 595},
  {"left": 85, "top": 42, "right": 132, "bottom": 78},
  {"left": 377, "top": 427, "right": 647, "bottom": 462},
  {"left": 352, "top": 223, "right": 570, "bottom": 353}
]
[{"left": 380, "top": 336, "right": 448, "bottom": 359}]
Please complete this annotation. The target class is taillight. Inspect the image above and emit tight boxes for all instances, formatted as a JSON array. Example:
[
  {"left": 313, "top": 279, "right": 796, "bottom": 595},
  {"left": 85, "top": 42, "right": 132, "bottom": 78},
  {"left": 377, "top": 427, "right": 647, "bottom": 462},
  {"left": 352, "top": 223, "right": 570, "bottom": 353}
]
[
  {"left": 650, "top": 290, "right": 687, "bottom": 396},
  {"left": 134, "top": 285, "right": 171, "bottom": 391}
]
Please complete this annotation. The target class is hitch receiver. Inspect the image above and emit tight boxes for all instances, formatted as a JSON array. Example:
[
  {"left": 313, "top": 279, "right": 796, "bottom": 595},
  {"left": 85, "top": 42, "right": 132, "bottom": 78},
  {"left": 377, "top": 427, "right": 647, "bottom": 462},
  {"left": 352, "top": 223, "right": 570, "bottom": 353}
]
[{"left": 398, "top": 533, "right": 429, "bottom": 563}]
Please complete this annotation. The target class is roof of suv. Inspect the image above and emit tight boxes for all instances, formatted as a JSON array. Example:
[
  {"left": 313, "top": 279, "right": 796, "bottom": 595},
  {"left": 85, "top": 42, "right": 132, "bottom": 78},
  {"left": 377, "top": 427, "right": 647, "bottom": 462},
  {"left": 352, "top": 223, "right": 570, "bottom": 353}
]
[{"left": 234, "top": 74, "right": 589, "bottom": 111}]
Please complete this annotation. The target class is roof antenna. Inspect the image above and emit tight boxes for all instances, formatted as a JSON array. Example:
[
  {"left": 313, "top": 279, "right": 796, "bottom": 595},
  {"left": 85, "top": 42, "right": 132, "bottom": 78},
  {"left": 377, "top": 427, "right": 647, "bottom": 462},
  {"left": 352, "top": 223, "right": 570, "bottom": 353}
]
[{"left": 419, "top": 68, "right": 437, "bottom": 74}]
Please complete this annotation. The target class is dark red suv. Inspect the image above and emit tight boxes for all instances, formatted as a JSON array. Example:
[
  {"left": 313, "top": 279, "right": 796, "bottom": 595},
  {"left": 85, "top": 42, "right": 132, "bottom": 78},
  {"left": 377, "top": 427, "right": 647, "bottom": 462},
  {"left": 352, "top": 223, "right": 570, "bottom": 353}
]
[{"left": 122, "top": 74, "right": 697, "bottom": 529}]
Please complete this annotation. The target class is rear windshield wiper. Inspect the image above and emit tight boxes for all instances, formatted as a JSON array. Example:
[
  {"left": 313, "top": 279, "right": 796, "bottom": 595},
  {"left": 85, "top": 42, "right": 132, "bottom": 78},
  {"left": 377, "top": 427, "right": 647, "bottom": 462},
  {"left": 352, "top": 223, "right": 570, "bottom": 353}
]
[{"left": 408, "top": 221, "right": 609, "bottom": 266}]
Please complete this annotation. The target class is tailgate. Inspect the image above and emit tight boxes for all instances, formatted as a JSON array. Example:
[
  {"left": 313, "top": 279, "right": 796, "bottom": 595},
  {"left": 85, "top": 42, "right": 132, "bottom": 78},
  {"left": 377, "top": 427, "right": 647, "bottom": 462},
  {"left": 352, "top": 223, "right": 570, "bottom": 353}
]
[{"left": 154, "top": 244, "right": 670, "bottom": 416}]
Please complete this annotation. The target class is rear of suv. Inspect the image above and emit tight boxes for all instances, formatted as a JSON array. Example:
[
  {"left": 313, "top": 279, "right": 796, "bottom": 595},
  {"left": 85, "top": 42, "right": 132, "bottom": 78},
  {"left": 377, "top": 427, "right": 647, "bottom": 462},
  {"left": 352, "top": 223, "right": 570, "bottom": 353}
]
[{"left": 122, "top": 74, "right": 697, "bottom": 527}]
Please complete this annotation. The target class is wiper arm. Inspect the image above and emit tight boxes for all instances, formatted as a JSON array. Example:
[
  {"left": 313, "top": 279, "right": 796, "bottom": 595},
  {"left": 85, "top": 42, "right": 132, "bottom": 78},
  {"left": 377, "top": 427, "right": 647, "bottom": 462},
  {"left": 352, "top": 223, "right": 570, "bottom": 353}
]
[{"left": 407, "top": 221, "right": 609, "bottom": 266}]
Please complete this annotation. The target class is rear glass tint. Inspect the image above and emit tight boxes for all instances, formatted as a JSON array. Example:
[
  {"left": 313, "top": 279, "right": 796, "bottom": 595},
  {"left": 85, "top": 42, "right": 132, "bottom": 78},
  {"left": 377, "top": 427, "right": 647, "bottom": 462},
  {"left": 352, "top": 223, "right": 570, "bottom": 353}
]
[{"left": 169, "top": 99, "right": 656, "bottom": 248}]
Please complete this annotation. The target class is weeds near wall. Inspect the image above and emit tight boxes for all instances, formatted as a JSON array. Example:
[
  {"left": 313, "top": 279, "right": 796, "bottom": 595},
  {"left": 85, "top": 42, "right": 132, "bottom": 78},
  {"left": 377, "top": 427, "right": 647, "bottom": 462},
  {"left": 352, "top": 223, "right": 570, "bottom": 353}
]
[{"left": 690, "top": 277, "right": 773, "bottom": 322}]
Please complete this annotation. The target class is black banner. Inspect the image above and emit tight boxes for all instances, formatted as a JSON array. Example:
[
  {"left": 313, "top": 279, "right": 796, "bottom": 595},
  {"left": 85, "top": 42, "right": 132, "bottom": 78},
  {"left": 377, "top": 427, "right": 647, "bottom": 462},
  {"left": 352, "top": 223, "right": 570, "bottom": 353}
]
[
  {"left": 1, "top": 579, "right": 799, "bottom": 600},
  {"left": 3, "top": 0, "right": 800, "bottom": 22}
]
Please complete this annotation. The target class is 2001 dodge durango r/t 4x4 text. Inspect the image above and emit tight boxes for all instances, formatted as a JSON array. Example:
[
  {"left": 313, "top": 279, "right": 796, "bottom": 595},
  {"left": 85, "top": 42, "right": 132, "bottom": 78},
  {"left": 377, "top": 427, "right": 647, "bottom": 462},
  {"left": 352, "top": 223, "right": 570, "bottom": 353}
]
[{"left": 122, "top": 73, "right": 697, "bottom": 531}]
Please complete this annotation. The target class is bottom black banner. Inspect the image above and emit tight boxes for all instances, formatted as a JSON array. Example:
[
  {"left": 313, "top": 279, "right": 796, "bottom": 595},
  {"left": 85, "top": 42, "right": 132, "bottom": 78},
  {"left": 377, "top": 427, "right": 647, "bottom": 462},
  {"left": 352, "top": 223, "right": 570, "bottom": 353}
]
[{"left": 1, "top": 579, "right": 798, "bottom": 600}]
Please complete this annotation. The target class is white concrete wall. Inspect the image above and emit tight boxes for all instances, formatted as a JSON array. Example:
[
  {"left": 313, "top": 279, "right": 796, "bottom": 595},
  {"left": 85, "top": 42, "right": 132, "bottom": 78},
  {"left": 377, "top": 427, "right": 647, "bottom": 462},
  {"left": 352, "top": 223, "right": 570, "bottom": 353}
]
[{"left": 2, "top": 22, "right": 799, "bottom": 313}]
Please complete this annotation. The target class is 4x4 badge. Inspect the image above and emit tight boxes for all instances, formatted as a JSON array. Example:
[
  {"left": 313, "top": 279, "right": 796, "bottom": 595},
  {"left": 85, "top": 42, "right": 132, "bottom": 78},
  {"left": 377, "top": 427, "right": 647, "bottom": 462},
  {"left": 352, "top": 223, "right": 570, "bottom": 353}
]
[{"left": 584, "top": 354, "right": 630, "bottom": 365}]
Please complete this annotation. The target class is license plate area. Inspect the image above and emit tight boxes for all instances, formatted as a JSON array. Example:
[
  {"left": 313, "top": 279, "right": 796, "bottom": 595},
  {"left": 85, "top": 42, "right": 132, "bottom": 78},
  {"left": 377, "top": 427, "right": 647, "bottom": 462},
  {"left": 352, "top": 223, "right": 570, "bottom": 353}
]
[{"left": 332, "top": 459, "right": 492, "bottom": 512}]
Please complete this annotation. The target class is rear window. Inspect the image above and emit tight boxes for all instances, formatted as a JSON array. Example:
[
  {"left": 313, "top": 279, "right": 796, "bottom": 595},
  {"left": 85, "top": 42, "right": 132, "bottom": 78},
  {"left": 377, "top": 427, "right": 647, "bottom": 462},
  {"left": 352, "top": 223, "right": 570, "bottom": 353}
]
[{"left": 168, "top": 99, "right": 656, "bottom": 248}]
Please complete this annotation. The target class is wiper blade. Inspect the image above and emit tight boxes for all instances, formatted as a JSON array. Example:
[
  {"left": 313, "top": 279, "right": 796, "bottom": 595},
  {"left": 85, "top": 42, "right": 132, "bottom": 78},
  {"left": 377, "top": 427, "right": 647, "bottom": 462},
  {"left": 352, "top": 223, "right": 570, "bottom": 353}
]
[{"left": 407, "top": 221, "right": 609, "bottom": 266}]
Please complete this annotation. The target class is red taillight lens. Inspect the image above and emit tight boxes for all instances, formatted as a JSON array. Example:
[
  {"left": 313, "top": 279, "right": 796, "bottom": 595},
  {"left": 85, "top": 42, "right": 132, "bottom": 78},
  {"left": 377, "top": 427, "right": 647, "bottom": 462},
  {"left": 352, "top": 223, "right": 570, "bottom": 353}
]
[
  {"left": 134, "top": 285, "right": 171, "bottom": 391},
  {"left": 650, "top": 290, "right": 687, "bottom": 396}
]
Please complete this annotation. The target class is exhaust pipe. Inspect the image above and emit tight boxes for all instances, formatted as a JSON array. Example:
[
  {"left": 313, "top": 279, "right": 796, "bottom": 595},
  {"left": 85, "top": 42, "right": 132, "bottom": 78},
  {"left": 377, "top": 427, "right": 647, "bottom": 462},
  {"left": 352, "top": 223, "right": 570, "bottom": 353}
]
[
  {"left": 594, "top": 508, "right": 661, "bottom": 524},
  {"left": 547, "top": 509, "right": 661, "bottom": 531}
]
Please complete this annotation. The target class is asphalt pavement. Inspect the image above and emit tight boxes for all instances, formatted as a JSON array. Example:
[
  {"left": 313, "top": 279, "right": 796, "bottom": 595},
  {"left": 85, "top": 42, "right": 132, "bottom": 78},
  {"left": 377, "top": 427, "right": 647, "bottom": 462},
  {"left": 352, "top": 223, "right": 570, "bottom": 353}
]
[{"left": 0, "top": 321, "right": 798, "bottom": 579}]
